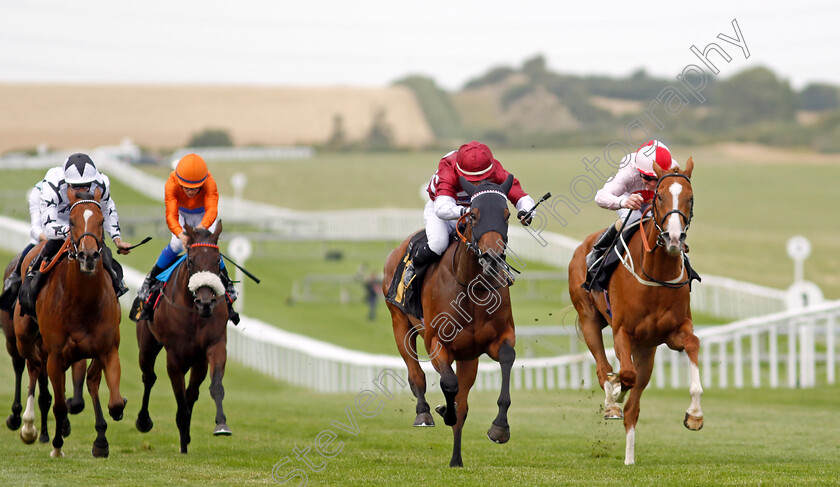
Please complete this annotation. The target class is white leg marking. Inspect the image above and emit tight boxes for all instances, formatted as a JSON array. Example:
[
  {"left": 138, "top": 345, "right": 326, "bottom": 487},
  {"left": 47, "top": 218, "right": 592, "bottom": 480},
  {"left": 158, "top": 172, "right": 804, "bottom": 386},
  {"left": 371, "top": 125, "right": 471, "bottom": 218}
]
[
  {"left": 686, "top": 359, "right": 704, "bottom": 418},
  {"left": 624, "top": 426, "right": 635, "bottom": 465},
  {"left": 50, "top": 448, "right": 64, "bottom": 458},
  {"left": 21, "top": 394, "right": 37, "bottom": 442}
]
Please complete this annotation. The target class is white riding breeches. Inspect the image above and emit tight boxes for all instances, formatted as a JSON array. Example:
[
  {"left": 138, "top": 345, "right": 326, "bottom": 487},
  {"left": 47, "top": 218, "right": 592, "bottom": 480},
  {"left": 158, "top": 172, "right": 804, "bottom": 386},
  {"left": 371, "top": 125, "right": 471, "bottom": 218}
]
[
  {"left": 167, "top": 211, "right": 219, "bottom": 253},
  {"left": 424, "top": 200, "right": 457, "bottom": 255}
]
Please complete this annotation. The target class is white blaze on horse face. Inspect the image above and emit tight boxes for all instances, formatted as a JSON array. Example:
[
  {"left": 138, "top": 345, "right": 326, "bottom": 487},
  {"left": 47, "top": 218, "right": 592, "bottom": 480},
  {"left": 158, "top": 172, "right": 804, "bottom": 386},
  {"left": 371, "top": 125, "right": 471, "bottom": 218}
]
[
  {"left": 686, "top": 360, "right": 704, "bottom": 418},
  {"left": 666, "top": 182, "right": 683, "bottom": 250},
  {"left": 624, "top": 426, "right": 635, "bottom": 465},
  {"left": 83, "top": 209, "right": 93, "bottom": 228}
]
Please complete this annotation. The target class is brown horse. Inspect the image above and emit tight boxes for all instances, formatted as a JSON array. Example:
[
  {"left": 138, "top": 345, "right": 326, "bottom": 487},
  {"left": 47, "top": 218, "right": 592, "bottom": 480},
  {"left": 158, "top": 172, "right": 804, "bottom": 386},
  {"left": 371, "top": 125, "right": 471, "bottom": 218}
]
[
  {"left": 4, "top": 253, "right": 88, "bottom": 444},
  {"left": 569, "top": 158, "right": 702, "bottom": 465},
  {"left": 15, "top": 187, "right": 126, "bottom": 458},
  {"left": 384, "top": 175, "right": 518, "bottom": 467},
  {"left": 135, "top": 223, "right": 231, "bottom": 454}
]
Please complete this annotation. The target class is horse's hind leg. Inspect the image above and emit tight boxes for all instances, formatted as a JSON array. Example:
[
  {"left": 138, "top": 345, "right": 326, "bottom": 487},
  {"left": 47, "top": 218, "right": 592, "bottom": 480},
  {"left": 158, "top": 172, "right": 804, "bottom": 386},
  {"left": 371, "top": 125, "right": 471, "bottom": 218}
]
[
  {"left": 136, "top": 321, "right": 162, "bottom": 433},
  {"left": 388, "top": 307, "right": 433, "bottom": 427},
  {"left": 622, "top": 346, "right": 655, "bottom": 466},
  {"left": 19, "top": 358, "right": 39, "bottom": 445},
  {"left": 86, "top": 359, "right": 110, "bottom": 458},
  {"left": 66, "top": 359, "right": 86, "bottom": 414},
  {"left": 487, "top": 341, "right": 514, "bottom": 444},
  {"left": 207, "top": 341, "right": 231, "bottom": 436},
  {"left": 37, "top": 366, "right": 53, "bottom": 443},
  {"left": 6, "top": 346, "right": 24, "bottom": 430}
]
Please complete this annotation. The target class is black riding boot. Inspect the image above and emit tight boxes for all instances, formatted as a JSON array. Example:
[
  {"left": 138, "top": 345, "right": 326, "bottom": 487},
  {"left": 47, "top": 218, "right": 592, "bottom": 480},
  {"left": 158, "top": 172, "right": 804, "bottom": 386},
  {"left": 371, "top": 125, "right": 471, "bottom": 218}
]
[
  {"left": 137, "top": 264, "right": 164, "bottom": 302},
  {"left": 220, "top": 267, "right": 240, "bottom": 325},
  {"left": 18, "top": 256, "right": 45, "bottom": 318},
  {"left": 0, "top": 243, "right": 35, "bottom": 312},
  {"left": 402, "top": 243, "right": 439, "bottom": 287},
  {"left": 102, "top": 246, "right": 128, "bottom": 298},
  {"left": 582, "top": 224, "right": 620, "bottom": 292}
]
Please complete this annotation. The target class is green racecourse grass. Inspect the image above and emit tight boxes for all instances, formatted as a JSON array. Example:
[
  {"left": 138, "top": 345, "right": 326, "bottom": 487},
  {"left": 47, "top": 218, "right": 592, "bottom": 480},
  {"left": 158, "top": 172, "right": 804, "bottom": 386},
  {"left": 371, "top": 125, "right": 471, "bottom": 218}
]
[{"left": 1, "top": 324, "right": 840, "bottom": 486}]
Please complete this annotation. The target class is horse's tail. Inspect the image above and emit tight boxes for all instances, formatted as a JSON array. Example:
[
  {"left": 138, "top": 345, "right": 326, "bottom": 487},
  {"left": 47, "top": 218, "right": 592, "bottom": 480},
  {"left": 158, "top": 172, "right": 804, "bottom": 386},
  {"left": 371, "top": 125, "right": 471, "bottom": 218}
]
[{"left": 558, "top": 304, "right": 586, "bottom": 342}]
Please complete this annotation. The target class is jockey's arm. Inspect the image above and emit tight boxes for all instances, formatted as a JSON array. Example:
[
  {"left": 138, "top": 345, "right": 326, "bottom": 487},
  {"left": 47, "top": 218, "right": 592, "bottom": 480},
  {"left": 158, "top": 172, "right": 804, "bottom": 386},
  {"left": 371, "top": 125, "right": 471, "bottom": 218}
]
[{"left": 433, "top": 195, "right": 466, "bottom": 220}]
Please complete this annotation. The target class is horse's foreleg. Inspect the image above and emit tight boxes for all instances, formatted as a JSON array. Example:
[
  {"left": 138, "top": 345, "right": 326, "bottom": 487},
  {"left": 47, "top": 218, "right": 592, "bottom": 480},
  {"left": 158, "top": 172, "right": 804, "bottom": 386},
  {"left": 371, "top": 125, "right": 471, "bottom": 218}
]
[
  {"left": 166, "top": 355, "right": 191, "bottom": 454},
  {"left": 136, "top": 321, "right": 162, "bottom": 433},
  {"left": 390, "top": 310, "right": 433, "bottom": 426},
  {"left": 431, "top": 345, "right": 458, "bottom": 429},
  {"left": 19, "top": 358, "right": 39, "bottom": 445},
  {"left": 613, "top": 325, "right": 637, "bottom": 390},
  {"left": 66, "top": 359, "right": 86, "bottom": 414},
  {"left": 207, "top": 341, "right": 231, "bottom": 436},
  {"left": 46, "top": 353, "right": 67, "bottom": 458},
  {"left": 86, "top": 359, "right": 109, "bottom": 458},
  {"left": 37, "top": 367, "right": 53, "bottom": 443},
  {"left": 448, "top": 359, "right": 478, "bottom": 468},
  {"left": 488, "top": 341, "right": 514, "bottom": 444},
  {"left": 622, "top": 346, "right": 655, "bottom": 466},
  {"left": 6, "top": 348, "right": 24, "bottom": 431},
  {"left": 682, "top": 328, "right": 704, "bottom": 431},
  {"left": 101, "top": 347, "right": 126, "bottom": 422}
]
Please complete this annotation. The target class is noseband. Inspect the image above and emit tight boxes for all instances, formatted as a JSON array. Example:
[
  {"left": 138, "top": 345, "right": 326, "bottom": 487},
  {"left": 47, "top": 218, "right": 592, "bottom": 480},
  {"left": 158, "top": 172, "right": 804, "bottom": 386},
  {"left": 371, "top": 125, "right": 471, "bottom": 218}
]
[
  {"left": 651, "top": 173, "right": 694, "bottom": 248},
  {"left": 454, "top": 189, "right": 517, "bottom": 287},
  {"left": 67, "top": 199, "right": 103, "bottom": 260}
]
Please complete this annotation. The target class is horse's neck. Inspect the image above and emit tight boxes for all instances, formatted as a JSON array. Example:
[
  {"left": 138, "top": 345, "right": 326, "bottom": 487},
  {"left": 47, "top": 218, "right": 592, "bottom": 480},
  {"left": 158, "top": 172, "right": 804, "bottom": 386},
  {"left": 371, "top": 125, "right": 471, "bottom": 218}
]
[
  {"left": 453, "top": 241, "right": 483, "bottom": 285},
  {"left": 63, "top": 262, "right": 109, "bottom": 300},
  {"left": 638, "top": 223, "right": 682, "bottom": 277}
]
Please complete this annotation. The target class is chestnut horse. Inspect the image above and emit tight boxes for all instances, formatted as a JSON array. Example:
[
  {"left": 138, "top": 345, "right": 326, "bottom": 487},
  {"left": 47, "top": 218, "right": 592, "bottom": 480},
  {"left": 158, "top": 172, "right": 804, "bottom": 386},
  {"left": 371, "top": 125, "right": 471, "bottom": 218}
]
[
  {"left": 569, "top": 158, "right": 702, "bottom": 465},
  {"left": 4, "top": 253, "right": 88, "bottom": 444},
  {"left": 135, "top": 223, "right": 231, "bottom": 454},
  {"left": 384, "top": 175, "right": 517, "bottom": 467},
  {"left": 14, "top": 188, "right": 126, "bottom": 458}
]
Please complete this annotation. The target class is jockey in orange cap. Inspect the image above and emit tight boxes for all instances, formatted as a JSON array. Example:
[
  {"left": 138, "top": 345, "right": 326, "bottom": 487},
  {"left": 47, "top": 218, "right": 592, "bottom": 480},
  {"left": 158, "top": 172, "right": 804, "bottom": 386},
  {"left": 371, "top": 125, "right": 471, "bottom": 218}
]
[
  {"left": 135, "top": 153, "right": 239, "bottom": 323},
  {"left": 582, "top": 140, "right": 680, "bottom": 289},
  {"left": 402, "top": 141, "right": 535, "bottom": 287}
]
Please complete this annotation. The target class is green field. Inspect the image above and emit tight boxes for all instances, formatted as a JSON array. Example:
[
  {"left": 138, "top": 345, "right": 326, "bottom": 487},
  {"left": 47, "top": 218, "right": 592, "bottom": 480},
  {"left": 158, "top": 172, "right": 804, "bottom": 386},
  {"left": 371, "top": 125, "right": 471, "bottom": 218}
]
[{"left": 1, "top": 324, "right": 839, "bottom": 486}]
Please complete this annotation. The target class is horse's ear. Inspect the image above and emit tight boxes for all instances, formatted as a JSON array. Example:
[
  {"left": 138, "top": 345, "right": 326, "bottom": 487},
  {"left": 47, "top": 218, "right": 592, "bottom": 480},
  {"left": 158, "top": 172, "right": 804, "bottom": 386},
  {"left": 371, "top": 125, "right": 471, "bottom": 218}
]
[
  {"left": 501, "top": 174, "right": 514, "bottom": 194},
  {"left": 459, "top": 176, "right": 477, "bottom": 197},
  {"left": 683, "top": 157, "right": 694, "bottom": 179},
  {"left": 93, "top": 187, "right": 102, "bottom": 201},
  {"left": 67, "top": 188, "right": 79, "bottom": 205},
  {"left": 212, "top": 220, "right": 222, "bottom": 240},
  {"left": 653, "top": 161, "right": 667, "bottom": 180},
  {"left": 184, "top": 225, "right": 196, "bottom": 243}
]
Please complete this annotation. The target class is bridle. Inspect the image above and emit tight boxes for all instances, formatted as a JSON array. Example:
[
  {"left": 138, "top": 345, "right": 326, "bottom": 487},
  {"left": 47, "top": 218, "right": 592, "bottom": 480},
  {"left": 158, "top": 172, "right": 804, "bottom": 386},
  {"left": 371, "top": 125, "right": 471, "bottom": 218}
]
[
  {"left": 67, "top": 199, "right": 103, "bottom": 260},
  {"left": 162, "top": 241, "right": 225, "bottom": 312},
  {"left": 650, "top": 173, "right": 694, "bottom": 249},
  {"left": 454, "top": 189, "right": 518, "bottom": 288}
]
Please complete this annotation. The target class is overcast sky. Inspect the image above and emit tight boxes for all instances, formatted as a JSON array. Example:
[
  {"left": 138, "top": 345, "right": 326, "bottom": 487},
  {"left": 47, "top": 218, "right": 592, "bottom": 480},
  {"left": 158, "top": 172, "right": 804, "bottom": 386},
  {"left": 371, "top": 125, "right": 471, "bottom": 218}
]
[{"left": 1, "top": 1, "right": 837, "bottom": 91}]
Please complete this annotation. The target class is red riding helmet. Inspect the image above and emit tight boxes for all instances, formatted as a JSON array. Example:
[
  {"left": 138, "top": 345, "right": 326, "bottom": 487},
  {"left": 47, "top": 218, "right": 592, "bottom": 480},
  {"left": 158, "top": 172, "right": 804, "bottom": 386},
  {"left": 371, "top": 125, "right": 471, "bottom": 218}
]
[
  {"left": 455, "top": 141, "right": 494, "bottom": 182},
  {"left": 635, "top": 140, "right": 672, "bottom": 177}
]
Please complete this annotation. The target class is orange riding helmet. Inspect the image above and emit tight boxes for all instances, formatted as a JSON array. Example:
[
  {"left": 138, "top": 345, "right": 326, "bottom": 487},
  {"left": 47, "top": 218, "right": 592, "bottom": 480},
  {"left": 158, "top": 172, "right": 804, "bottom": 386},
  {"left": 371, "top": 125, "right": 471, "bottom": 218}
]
[{"left": 175, "top": 153, "right": 209, "bottom": 188}]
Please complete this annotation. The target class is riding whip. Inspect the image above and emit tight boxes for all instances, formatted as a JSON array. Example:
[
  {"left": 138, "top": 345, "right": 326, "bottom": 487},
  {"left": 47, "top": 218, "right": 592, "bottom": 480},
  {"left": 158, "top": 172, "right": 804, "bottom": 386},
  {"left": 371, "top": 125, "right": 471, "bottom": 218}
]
[{"left": 220, "top": 251, "right": 261, "bottom": 284}]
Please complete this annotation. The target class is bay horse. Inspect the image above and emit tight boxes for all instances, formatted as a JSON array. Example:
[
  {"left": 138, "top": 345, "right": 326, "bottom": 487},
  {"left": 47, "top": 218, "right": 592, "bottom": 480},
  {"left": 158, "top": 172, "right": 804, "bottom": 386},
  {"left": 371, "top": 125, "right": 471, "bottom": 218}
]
[
  {"left": 383, "top": 175, "right": 517, "bottom": 467},
  {"left": 568, "top": 158, "right": 702, "bottom": 465},
  {"left": 3, "top": 253, "right": 88, "bottom": 444},
  {"left": 14, "top": 187, "right": 126, "bottom": 458},
  {"left": 135, "top": 223, "right": 231, "bottom": 454}
]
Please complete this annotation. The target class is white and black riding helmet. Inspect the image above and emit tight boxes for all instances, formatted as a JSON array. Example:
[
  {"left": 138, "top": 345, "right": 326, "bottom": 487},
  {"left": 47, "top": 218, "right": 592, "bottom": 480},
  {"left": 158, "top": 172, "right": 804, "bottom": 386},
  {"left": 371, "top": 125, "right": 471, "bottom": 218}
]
[{"left": 63, "top": 153, "right": 99, "bottom": 186}]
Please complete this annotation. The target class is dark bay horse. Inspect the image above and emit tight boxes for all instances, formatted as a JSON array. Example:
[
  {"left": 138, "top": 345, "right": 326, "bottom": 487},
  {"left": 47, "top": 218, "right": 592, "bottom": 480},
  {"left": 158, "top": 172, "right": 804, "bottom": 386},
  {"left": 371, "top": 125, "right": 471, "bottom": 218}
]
[
  {"left": 4, "top": 253, "right": 87, "bottom": 444},
  {"left": 135, "top": 223, "right": 231, "bottom": 454},
  {"left": 383, "top": 175, "right": 518, "bottom": 467},
  {"left": 15, "top": 188, "right": 126, "bottom": 458},
  {"left": 569, "top": 158, "right": 702, "bottom": 465}
]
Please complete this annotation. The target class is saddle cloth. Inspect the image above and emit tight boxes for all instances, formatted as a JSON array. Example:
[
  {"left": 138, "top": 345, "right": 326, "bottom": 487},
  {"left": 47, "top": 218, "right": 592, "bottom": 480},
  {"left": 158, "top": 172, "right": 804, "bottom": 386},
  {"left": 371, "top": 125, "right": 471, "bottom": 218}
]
[{"left": 385, "top": 231, "right": 431, "bottom": 320}]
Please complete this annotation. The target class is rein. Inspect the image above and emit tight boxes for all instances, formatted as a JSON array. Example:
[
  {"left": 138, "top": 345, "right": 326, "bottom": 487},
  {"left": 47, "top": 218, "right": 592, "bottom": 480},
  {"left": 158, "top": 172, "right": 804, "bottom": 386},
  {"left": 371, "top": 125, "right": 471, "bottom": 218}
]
[
  {"left": 68, "top": 199, "right": 104, "bottom": 258},
  {"left": 453, "top": 211, "right": 515, "bottom": 291},
  {"left": 160, "top": 243, "right": 225, "bottom": 314}
]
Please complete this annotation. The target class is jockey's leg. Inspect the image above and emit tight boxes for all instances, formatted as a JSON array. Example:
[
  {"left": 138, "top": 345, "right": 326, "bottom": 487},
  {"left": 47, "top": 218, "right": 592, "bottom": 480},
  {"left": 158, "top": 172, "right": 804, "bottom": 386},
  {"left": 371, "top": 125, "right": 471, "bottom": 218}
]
[
  {"left": 19, "top": 239, "right": 63, "bottom": 317},
  {"left": 404, "top": 202, "right": 451, "bottom": 287},
  {"left": 101, "top": 246, "right": 128, "bottom": 298},
  {"left": 138, "top": 242, "right": 180, "bottom": 301},
  {"left": 219, "top": 262, "right": 240, "bottom": 325},
  {"left": 0, "top": 243, "right": 36, "bottom": 312}
]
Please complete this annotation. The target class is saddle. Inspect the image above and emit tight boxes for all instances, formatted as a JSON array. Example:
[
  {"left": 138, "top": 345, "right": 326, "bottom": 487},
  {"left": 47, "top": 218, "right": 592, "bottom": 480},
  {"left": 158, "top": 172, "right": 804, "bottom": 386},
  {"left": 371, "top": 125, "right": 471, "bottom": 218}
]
[
  {"left": 385, "top": 232, "right": 431, "bottom": 319},
  {"left": 17, "top": 241, "right": 71, "bottom": 317}
]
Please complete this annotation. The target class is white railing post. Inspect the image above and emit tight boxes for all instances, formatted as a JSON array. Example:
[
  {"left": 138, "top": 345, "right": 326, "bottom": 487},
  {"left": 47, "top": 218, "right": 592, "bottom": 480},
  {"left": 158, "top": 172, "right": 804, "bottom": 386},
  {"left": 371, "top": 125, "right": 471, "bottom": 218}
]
[
  {"left": 828, "top": 315, "right": 836, "bottom": 385},
  {"left": 734, "top": 334, "right": 744, "bottom": 388}
]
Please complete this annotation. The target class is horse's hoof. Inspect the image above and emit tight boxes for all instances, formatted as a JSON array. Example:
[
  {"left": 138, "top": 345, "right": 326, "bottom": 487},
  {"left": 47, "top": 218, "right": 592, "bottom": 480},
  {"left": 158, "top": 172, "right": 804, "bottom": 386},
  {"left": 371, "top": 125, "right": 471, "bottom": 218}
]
[
  {"left": 413, "top": 412, "right": 435, "bottom": 427},
  {"left": 92, "top": 441, "right": 109, "bottom": 458},
  {"left": 62, "top": 417, "right": 71, "bottom": 438},
  {"left": 135, "top": 415, "right": 153, "bottom": 433},
  {"left": 39, "top": 430, "right": 50, "bottom": 444},
  {"left": 487, "top": 423, "right": 510, "bottom": 444},
  {"left": 213, "top": 424, "right": 232, "bottom": 436},
  {"left": 109, "top": 397, "right": 127, "bottom": 421},
  {"left": 66, "top": 397, "right": 85, "bottom": 415},
  {"left": 449, "top": 457, "right": 463, "bottom": 468},
  {"left": 20, "top": 424, "right": 37, "bottom": 444},
  {"left": 50, "top": 448, "right": 64, "bottom": 458},
  {"left": 684, "top": 413, "right": 704, "bottom": 431},
  {"left": 6, "top": 414, "right": 21, "bottom": 431},
  {"left": 435, "top": 403, "right": 458, "bottom": 426},
  {"left": 605, "top": 406, "right": 624, "bottom": 420}
]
